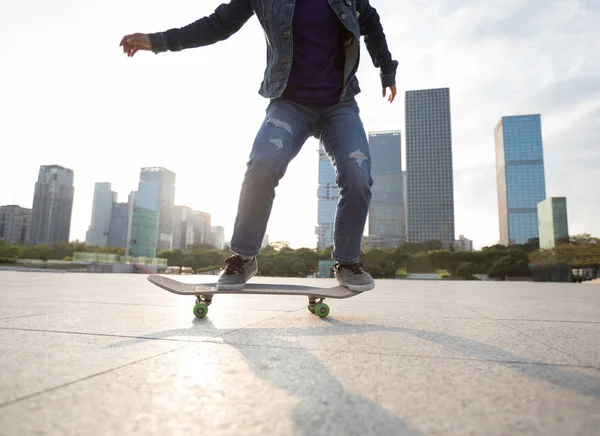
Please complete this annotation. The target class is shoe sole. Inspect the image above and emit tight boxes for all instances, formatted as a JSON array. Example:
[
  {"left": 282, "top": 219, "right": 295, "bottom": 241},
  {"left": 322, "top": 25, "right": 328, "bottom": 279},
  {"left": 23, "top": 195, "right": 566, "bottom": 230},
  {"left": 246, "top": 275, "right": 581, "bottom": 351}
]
[
  {"left": 338, "top": 281, "right": 375, "bottom": 292},
  {"left": 216, "top": 268, "right": 258, "bottom": 291}
]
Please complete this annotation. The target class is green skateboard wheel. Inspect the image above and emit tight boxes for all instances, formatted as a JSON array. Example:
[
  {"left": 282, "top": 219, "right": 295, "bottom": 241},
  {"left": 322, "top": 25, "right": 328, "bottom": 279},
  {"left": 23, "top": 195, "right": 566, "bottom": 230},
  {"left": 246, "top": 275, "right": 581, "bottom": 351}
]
[
  {"left": 193, "top": 302, "right": 208, "bottom": 319},
  {"left": 314, "top": 303, "right": 329, "bottom": 318},
  {"left": 308, "top": 304, "right": 315, "bottom": 314}
]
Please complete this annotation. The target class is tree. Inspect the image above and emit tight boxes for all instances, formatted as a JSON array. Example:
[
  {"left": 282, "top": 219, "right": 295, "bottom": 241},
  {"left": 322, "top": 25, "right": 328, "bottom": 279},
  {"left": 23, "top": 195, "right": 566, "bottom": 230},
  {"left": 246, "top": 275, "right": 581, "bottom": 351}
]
[
  {"left": 260, "top": 245, "right": 275, "bottom": 254},
  {"left": 488, "top": 252, "right": 531, "bottom": 279},
  {"left": 291, "top": 261, "right": 307, "bottom": 277},
  {"left": 259, "top": 261, "right": 275, "bottom": 276},
  {"left": 0, "top": 242, "right": 24, "bottom": 262},
  {"left": 428, "top": 250, "right": 453, "bottom": 270},
  {"left": 568, "top": 234, "right": 597, "bottom": 245},
  {"left": 423, "top": 240, "right": 443, "bottom": 252},
  {"left": 456, "top": 262, "right": 481, "bottom": 280},
  {"left": 407, "top": 252, "right": 435, "bottom": 273},
  {"left": 488, "top": 256, "right": 512, "bottom": 279}
]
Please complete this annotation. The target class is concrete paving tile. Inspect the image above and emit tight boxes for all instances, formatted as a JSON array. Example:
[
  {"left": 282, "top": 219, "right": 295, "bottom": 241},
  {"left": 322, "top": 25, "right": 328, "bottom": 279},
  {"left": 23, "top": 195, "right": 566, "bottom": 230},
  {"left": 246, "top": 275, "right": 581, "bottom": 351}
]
[
  {"left": 1, "top": 343, "right": 598, "bottom": 436},
  {"left": 0, "top": 329, "right": 184, "bottom": 406},
  {"left": 0, "top": 301, "right": 91, "bottom": 320},
  {"left": 463, "top": 300, "right": 600, "bottom": 323},
  {"left": 324, "top": 352, "right": 600, "bottom": 436},
  {"left": 0, "top": 301, "right": 289, "bottom": 343},
  {"left": 0, "top": 272, "right": 146, "bottom": 299},
  {"left": 499, "top": 320, "right": 600, "bottom": 367},
  {"left": 445, "top": 283, "right": 600, "bottom": 323},
  {"left": 0, "top": 343, "right": 418, "bottom": 436},
  {"left": 206, "top": 308, "right": 581, "bottom": 365},
  {"left": 50, "top": 291, "right": 310, "bottom": 312}
]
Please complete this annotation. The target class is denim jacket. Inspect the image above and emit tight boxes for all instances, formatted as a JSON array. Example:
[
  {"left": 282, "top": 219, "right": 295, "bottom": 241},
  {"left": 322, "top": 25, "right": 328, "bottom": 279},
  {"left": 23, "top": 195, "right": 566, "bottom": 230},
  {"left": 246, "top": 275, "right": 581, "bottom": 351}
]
[{"left": 149, "top": 0, "right": 398, "bottom": 102}]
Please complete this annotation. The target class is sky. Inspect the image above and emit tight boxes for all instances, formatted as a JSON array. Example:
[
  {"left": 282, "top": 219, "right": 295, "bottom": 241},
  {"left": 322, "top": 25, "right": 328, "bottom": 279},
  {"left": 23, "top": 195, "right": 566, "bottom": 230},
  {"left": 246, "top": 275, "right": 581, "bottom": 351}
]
[{"left": 1, "top": 0, "right": 598, "bottom": 250}]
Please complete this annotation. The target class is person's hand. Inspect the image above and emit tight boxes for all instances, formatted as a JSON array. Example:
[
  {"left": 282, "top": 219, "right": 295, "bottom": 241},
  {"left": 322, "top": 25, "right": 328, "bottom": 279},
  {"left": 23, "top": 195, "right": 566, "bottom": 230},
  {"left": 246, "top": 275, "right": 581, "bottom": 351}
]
[
  {"left": 120, "top": 33, "right": 152, "bottom": 57},
  {"left": 382, "top": 85, "right": 397, "bottom": 103}
]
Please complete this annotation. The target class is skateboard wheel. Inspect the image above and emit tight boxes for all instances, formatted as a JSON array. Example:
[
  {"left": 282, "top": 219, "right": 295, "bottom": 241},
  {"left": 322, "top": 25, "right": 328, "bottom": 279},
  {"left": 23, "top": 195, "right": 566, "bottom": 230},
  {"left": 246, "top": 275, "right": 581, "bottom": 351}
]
[
  {"left": 314, "top": 303, "right": 329, "bottom": 318},
  {"left": 193, "top": 302, "right": 208, "bottom": 319},
  {"left": 308, "top": 304, "right": 315, "bottom": 314}
]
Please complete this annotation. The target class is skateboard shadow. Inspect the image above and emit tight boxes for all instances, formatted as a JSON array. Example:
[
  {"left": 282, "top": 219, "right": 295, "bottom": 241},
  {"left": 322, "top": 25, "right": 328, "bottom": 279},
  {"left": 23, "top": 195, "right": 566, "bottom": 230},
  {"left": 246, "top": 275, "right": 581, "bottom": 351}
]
[
  {"left": 105, "top": 314, "right": 600, "bottom": 436},
  {"left": 107, "top": 318, "right": 421, "bottom": 435},
  {"left": 107, "top": 318, "right": 600, "bottom": 404}
]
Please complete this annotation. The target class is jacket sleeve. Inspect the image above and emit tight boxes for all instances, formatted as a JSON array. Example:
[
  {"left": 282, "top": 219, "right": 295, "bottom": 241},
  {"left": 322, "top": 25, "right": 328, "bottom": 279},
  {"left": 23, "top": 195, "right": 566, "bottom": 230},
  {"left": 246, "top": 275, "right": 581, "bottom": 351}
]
[
  {"left": 148, "top": 0, "right": 254, "bottom": 53},
  {"left": 357, "top": 0, "right": 398, "bottom": 88}
]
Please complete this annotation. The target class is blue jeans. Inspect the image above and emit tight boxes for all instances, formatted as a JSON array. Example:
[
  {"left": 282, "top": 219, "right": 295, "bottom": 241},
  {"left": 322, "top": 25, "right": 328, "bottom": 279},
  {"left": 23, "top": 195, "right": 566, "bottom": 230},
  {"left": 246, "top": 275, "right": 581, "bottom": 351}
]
[{"left": 230, "top": 98, "right": 372, "bottom": 264}]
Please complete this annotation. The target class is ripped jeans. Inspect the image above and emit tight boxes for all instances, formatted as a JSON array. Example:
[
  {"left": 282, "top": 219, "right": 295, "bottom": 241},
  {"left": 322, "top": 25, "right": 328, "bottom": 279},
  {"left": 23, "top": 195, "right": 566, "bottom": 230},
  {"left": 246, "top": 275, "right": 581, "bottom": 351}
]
[{"left": 230, "top": 97, "right": 372, "bottom": 264}]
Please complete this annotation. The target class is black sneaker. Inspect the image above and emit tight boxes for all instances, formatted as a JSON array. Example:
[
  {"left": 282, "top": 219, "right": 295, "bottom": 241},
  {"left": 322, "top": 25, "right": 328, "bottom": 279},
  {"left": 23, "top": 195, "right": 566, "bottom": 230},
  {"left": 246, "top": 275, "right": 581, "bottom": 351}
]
[
  {"left": 332, "top": 263, "right": 375, "bottom": 292},
  {"left": 216, "top": 255, "right": 258, "bottom": 291}
]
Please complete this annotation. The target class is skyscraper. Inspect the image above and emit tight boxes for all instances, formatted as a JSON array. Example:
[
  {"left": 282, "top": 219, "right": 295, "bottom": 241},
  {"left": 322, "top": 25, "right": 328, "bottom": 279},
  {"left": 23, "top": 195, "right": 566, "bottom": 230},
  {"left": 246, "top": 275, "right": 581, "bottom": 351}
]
[
  {"left": 107, "top": 192, "right": 135, "bottom": 250},
  {"left": 538, "top": 197, "right": 569, "bottom": 250},
  {"left": 187, "top": 211, "right": 212, "bottom": 247},
  {"left": 315, "top": 147, "right": 338, "bottom": 250},
  {"left": 172, "top": 205, "right": 193, "bottom": 250},
  {"left": 0, "top": 205, "right": 31, "bottom": 245},
  {"left": 30, "top": 165, "right": 75, "bottom": 245},
  {"left": 368, "top": 130, "right": 405, "bottom": 248},
  {"left": 211, "top": 226, "right": 225, "bottom": 250},
  {"left": 405, "top": 88, "right": 455, "bottom": 247},
  {"left": 130, "top": 207, "right": 159, "bottom": 258},
  {"left": 86, "top": 183, "right": 117, "bottom": 247},
  {"left": 495, "top": 114, "right": 546, "bottom": 245},
  {"left": 134, "top": 167, "right": 176, "bottom": 252}
]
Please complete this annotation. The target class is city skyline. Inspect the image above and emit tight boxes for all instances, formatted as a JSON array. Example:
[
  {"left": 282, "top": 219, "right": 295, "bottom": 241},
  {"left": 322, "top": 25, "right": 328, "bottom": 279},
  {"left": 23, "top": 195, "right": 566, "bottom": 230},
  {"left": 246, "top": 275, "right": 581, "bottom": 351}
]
[{"left": 1, "top": 0, "right": 598, "bottom": 249}]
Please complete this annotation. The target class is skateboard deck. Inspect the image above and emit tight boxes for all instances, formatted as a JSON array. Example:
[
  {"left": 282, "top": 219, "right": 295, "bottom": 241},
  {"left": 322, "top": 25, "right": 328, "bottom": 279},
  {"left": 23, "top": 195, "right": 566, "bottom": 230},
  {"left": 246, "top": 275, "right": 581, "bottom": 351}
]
[{"left": 147, "top": 274, "right": 360, "bottom": 318}]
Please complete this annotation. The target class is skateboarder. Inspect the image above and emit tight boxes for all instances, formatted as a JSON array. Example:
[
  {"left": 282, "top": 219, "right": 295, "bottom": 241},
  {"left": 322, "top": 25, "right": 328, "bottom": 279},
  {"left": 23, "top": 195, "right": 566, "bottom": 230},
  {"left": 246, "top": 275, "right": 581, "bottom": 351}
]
[{"left": 120, "top": 0, "right": 397, "bottom": 292}]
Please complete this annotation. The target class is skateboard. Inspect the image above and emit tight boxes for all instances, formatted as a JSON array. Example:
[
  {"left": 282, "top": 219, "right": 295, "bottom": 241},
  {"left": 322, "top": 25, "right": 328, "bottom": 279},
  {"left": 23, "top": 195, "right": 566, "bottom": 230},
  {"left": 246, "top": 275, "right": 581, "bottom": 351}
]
[{"left": 147, "top": 275, "right": 361, "bottom": 319}]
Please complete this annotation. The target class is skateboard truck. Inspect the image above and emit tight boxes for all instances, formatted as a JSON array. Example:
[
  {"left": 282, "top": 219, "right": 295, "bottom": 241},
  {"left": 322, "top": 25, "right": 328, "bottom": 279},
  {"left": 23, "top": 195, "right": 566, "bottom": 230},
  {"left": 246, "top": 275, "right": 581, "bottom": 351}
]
[
  {"left": 193, "top": 295, "right": 213, "bottom": 319},
  {"left": 308, "top": 297, "right": 330, "bottom": 318}
]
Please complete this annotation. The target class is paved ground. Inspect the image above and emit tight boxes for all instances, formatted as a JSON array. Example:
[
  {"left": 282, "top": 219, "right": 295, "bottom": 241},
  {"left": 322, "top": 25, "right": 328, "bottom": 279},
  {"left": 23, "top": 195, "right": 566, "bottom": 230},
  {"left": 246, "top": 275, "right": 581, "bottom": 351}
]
[{"left": 0, "top": 272, "right": 599, "bottom": 436}]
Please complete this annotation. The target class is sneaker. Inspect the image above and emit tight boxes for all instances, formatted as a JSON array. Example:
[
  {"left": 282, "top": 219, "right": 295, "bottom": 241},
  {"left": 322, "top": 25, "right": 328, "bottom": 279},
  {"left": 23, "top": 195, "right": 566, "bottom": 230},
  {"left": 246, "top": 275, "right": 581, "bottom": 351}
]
[
  {"left": 217, "top": 255, "right": 258, "bottom": 291},
  {"left": 332, "top": 263, "right": 375, "bottom": 292}
]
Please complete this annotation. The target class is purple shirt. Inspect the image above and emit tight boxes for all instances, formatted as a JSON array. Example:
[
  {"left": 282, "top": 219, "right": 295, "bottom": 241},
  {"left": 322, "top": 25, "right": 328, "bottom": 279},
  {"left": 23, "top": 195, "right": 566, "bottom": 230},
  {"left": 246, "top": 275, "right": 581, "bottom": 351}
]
[{"left": 281, "top": 0, "right": 346, "bottom": 106}]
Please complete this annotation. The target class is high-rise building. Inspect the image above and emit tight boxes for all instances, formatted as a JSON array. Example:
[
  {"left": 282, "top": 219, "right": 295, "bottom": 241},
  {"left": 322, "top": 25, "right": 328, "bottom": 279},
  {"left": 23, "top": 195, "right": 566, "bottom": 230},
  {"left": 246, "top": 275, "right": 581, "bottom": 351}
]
[
  {"left": 405, "top": 88, "right": 455, "bottom": 247},
  {"left": 211, "top": 226, "right": 225, "bottom": 250},
  {"left": 134, "top": 167, "right": 176, "bottom": 252},
  {"left": 130, "top": 207, "right": 159, "bottom": 258},
  {"left": 172, "top": 206, "right": 193, "bottom": 250},
  {"left": 86, "top": 183, "right": 117, "bottom": 247},
  {"left": 368, "top": 130, "right": 405, "bottom": 248},
  {"left": 495, "top": 114, "right": 546, "bottom": 245},
  {"left": 402, "top": 170, "right": 407, "bottom": 238},
  {"left": 455, "top": 235, "right": 474, "bottom": 252},
  {"left": 107, "top": 192, "right": 135, "bottom": 249},
  {"left": 538, "top": 197, "right": 568, "bottom": 249},
  {"left": 186, "top": 211, "right": 212, "bottom": 248},
  {"left": 30, "top": 165, "right": 75, "bottom": 245},
  {"left": 262, "top": 234, "right": 270, "bottom": 249},
  {"left": 0, "top": 205, "right": 32, "bottom": 245},
  {"left": 316, "top": 147, "right": 338, "bottom": 250}
]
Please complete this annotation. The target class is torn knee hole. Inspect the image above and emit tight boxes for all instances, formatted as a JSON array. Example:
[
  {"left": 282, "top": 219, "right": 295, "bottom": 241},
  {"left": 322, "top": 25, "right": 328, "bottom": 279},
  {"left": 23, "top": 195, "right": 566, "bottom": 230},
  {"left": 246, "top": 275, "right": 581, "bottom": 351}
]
[
  {"left": 349, "top": 150, "right": 368, "bottom": 167},
  {"left": 269, "top": 138, "right": 284, "bottom": 150},
  {"left": 266, "top": 117, "right": 293, "bottom": 135}
]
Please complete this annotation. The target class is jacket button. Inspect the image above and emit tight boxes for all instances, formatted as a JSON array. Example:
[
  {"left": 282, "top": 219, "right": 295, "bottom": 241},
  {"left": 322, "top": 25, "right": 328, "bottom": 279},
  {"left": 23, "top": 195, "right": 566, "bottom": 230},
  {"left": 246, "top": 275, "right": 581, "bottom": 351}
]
[{"left": 341, "top": 13, "right": 347, "bottom": 19}]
